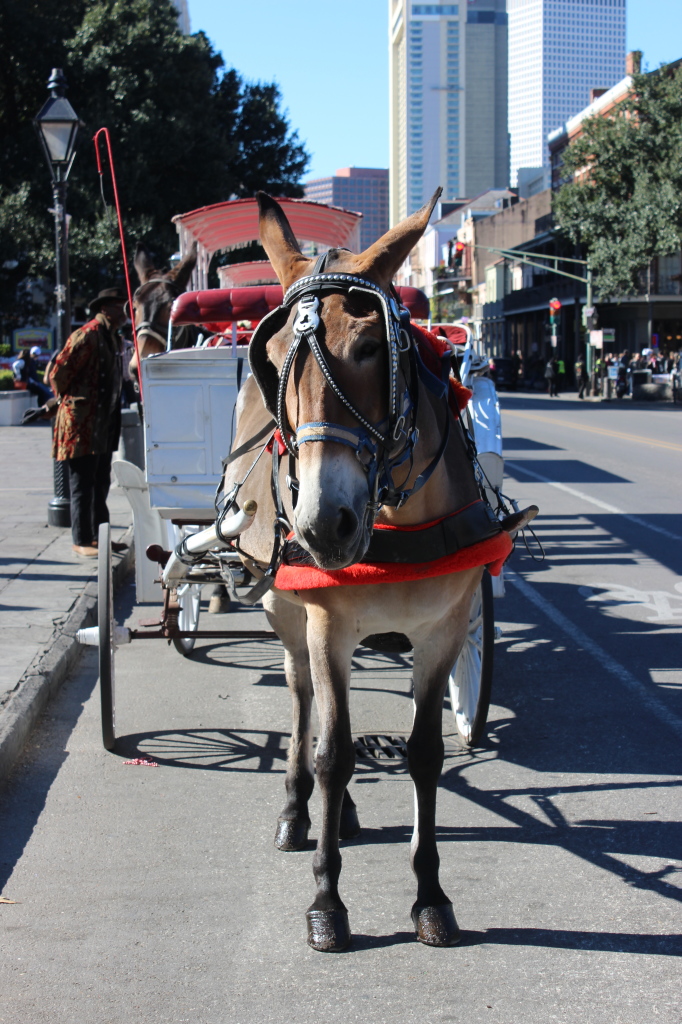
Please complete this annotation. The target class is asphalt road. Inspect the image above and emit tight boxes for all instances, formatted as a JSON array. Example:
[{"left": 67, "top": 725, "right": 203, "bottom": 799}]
[{"left": 1, "top": 392, "right": 681, "bottom": 1024}]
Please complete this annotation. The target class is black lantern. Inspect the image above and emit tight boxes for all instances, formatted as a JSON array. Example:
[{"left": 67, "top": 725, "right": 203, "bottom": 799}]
[
  {"left": 35, "top": 69, "right": 81, "bottom": 527},
  {"left": 34, "top": 69, "right": 80, "bottom": 181}
]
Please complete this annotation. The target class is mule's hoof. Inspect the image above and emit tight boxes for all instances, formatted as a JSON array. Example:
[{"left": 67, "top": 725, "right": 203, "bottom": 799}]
[
  {"left": 339, "top": 803, "right": 361, "bottom": 840},
  {"left": 411, "top": 903, "right": 460, "bottom": 947},
  {"left": 274, "top": 817, "right": 310, "bottom": 851},
  {"left": 306, "top": 908, "right": 351, "bottom": 952},
  {"left": 207, "top": 592, "right": 231, "bottom": 614}
]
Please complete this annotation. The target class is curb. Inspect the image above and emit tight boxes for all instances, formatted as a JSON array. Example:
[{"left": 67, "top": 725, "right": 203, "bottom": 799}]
[{"left": 0, "top": 528, "right": 135, "bottom": 784}]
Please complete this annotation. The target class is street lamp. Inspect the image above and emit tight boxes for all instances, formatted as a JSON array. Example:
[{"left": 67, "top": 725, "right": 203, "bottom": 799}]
[{"left": 34, "top": 68, "right": 81, "bottom": 527}]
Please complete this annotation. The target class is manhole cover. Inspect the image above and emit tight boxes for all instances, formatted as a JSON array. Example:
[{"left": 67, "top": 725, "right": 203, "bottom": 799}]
[{"left": 354, "top": 735, "right": 408, "bottom": 759}]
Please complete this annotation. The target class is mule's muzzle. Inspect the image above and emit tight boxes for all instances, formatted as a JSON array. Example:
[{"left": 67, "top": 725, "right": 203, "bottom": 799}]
[{"left": 296, "top": 502, "right": 368, "bottom": 570}]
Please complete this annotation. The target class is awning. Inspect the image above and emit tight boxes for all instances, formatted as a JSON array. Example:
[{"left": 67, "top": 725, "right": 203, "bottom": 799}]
[
  {"left": 173, "top": 197, "right": 362, "bottom": 289},
  {"left": 217, "top": 261, "right": 279, "bottom": 288}
]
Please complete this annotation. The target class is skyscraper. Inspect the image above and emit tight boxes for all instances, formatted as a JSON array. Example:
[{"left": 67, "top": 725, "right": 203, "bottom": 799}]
[
  {"left": 508, "top": 0, "right": 626, "bottom": 191},
  {"left": 172, "top": 0, "right": 190, "bottom": 34},
  {"left": 389, "top": 0, "right": 508, "bottom": 226},
  {"left": 304, "top": 168, "right": 389, "bottom": 249}
]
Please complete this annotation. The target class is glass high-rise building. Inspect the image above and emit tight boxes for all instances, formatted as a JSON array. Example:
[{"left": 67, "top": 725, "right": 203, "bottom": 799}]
[
  {"left": 304, "top": 168, "right": 389, "bottom": 250},
  {"left": 508, "top": 0, "right": 626, "bottom": 190},
  {"left": 389, "top": 0, "right": 509, "bottom": 226}
]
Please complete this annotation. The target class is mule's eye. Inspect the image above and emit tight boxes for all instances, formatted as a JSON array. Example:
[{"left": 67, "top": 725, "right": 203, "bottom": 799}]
[{"left": 356, "top": 339, "right": 380, "bottom": 362}]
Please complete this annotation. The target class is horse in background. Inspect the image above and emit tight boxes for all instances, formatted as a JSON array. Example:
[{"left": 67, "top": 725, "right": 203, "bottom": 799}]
[{"left": 128, "top": 242, "right": 198, "bottom": 376}]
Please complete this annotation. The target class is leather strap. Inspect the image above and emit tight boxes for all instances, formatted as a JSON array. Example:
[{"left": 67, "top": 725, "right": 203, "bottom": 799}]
[{"left": 282, "top": 499, "right": 501, "bottom": 568}]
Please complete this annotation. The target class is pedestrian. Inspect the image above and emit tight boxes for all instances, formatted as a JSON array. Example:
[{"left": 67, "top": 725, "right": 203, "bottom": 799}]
[
  {"left": 12, "top": 346, "right": 53, "bottom": 404},
  {"left": 544, "top": 356, "right": 558, "bottom": 397},
  {"left": 556, "top": 357, "right": 565, "bottom": 392},
  {"left": 48, "top": 287, "right": 128, "bottom": 558},
  {"left": 512, "top": 348, "right": 523, "bottom": 387},
  {"left": 575, "top": 356, "right": 588, "bottom": 399}
]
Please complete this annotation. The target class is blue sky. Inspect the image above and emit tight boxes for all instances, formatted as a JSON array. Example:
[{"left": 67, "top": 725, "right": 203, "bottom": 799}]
[{"left": 188, "top": 0, "right": 682, "bottom": 181}]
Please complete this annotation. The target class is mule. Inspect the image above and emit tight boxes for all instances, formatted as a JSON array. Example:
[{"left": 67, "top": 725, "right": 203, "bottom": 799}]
[
  {"left": 222, "top": 190, "right": 530, "bottom": 952},
  {"left": 128, "top": 242, "right": 198, "bottom": 375}
]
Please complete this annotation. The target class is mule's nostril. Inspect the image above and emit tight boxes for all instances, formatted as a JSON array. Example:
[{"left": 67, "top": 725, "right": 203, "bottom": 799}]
[{"left": 336, "top": 507, "right": 358, "bottom": 542}]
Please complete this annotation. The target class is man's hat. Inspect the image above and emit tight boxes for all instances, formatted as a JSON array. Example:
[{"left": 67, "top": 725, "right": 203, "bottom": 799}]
[{"left": 88, "top": 287, "right": 127, "bottom": 314}]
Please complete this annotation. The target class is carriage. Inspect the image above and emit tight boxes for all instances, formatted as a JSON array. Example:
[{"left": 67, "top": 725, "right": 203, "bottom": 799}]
[{"left": 78, "top": 191, "right": 534, "bottom": 951}]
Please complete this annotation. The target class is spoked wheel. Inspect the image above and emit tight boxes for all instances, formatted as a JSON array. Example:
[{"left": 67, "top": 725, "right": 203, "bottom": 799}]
[
  {"left": 172, "top": 583, "right": 202, "bottom": 656},
  {"left": 448, "top": 570, "right": 494, "bottom": 747},
  {"left": 98, "top": 522, "right": 116, "bottom": 751}
]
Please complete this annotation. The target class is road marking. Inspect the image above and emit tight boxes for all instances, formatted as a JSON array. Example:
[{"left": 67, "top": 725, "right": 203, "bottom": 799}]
[
  {"left": 504, "top": 409, "right": 682, "bottom": 453},
  {"left": 507, "top": 570, "right": 682, "bottom": 742},
  {"left": 505, "top": 460, "right": 682, "bottom": 542}
]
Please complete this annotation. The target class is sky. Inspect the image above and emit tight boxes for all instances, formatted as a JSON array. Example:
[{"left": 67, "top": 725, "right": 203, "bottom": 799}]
[{"left": 188, "top": 0, "right": 682, "bottom": 182}]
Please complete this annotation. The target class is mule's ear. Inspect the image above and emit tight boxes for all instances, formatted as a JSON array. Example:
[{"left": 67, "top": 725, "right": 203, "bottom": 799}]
[
  {"left": 353, "top": 187, "right": 443, "bottom": 285},
  {"left": 134, "top": 242, "right": 158, "bottom": 284},
  {"left": 168, "top": 242, "right": 197, "bottom": 292},
  {"left": 257, "top": 192, "right": 312, "bottom": 290}
]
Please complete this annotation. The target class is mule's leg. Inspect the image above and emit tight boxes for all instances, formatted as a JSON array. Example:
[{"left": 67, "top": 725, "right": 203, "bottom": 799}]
[
  {"left": 408, "top": 593, "right": 476, "bottom": 947},
  {"left": 263, "top": 592, "right": 315, "bottom": 852},
  {"left": 305, "top": 609, "right": 357, "bottom": 951}
]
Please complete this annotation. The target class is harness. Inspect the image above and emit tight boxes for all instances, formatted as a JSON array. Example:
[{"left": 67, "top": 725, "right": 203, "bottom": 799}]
[
  {"left": 248, "top": 252, "right": 453, "bottom": 514},
  {"left": 216, "top": 255, "right": 511, "bottom": 598}
]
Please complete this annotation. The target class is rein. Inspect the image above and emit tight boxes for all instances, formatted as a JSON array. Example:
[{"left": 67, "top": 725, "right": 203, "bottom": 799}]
[{"left": 248, "top": 259, "right": 454, "bottom": 513}]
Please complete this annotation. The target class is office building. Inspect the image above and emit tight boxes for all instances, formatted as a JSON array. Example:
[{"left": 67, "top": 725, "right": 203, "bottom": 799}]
[
  {"left": 508, "top": 0, "right": 626, "bottom": 192},
  {"left": 172, "top": 0, "right": 190, "bottom": 33},
  {"left": 389, "top": 0, "right": 508, "bottom": 226},
  {"left": 304, "top": 168, "right": 389, "bottom": 250}
]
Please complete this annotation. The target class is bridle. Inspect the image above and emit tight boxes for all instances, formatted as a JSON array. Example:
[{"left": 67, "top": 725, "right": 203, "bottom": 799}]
[{"left": 248, "top": 255, "right": 453, "bottom": 513}]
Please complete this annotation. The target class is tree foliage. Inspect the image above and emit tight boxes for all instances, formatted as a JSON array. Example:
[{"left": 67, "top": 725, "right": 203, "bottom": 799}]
[
  {"left": 0, "top": 0, "right": 309, "bottom": 330},
  {"left": 553, "top": 61, "right": 682, "bottom": 297}
]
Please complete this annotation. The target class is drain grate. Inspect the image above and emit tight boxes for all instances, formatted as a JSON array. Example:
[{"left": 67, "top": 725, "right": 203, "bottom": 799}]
[{"left": 354, "top": 734, "right": 408, "bottom": 760}]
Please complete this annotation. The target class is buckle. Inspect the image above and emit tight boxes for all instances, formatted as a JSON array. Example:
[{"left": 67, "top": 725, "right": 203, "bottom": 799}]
[
  {"left": 392, "top": 415, "right": 406, "bottom": 441},
  {"left": 398, "top": 327, "right": 412, "bottom": 352}
]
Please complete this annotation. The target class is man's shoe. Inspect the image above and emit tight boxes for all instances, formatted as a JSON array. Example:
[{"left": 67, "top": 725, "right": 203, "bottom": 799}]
[
  {"left": 111, "top": 541, "right": 128, "bottom": 554},
  {"left": 73, "top": 544, "right": 98, "bottom": 558}
]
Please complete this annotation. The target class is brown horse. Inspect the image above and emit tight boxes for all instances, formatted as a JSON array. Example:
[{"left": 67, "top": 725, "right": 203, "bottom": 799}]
[
  {"left": 128, "top": 242, "right": 197, "bottom": 376},
  {"left": 223, "top": 191, "right": 532, "bottom": 952}
]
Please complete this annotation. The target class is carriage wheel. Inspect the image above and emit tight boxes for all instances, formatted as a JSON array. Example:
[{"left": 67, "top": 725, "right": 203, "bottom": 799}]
[
  {"left": 172, "top": 583, "right": 202, "bottom": 656},
  {"left": 448, "top": 570, "right": 494, "bottom": 747},
  {"left": 98, "top": 522, "right": 116, "bottom": 751}
]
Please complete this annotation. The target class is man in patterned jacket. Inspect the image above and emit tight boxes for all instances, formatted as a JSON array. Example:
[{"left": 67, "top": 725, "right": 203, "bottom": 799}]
[{"left": 49, "top": 287, "right": 127, "bottom": 557}]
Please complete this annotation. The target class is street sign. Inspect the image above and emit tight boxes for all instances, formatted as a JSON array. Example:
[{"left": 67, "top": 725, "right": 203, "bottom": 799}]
[
  {"left": 602, "top": 328, "right": 615, "bottom": 344},
  {"left": 589, "top": 330, "right": 603, "bottom": 348}
]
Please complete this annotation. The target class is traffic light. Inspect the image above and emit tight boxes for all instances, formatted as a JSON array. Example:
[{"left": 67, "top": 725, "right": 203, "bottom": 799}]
[
  {"left": 453, "top": 240, "right": 466, "bottom": 270},
  {"left": 549, "top": 297, "right": 562, "bottom": 326}
]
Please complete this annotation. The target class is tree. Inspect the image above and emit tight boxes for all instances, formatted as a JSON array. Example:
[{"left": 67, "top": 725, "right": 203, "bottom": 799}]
[
  {"left": 0, "top": 0, "right": 309, "bottom": 332},
  {"left": 553, "top": 61, "right": 682, "bottom": 298}
]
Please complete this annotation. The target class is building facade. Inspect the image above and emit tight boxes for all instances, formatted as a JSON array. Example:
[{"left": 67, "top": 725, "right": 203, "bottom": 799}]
[
  {"left": 304, "top": 168, "right": 389, "bottom": 250},
  {"left": 508, "top": 0, "right": 626, "bottom": 191},
  {"left": 389, "top": 0, "right": 508, "bottom": 226},
  {"left": 172, "top": 0, "right": 190, "bottom": 33}
]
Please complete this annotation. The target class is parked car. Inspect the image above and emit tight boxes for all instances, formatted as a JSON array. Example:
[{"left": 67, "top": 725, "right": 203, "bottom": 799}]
[{"left": 489, "top": 356, "right": 517, "bottom": 391}]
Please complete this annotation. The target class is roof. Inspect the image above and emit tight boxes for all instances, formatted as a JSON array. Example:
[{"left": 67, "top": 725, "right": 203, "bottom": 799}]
[
  {"left": 217, "top": 261, "right": 279, "bottom": 287},
  {"left": 172, "top": 197, "right": 362, "bottom": 256}
]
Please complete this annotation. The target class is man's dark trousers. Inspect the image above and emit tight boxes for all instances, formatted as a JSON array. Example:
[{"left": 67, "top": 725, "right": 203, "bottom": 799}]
[{"left": 67, "top": 453, "right": 113, "bottom": 546}]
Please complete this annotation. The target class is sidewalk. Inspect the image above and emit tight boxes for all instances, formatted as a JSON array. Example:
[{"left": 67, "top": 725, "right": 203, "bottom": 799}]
[{"left": 0, "top": 421, "right": 133, "bottom": 780}]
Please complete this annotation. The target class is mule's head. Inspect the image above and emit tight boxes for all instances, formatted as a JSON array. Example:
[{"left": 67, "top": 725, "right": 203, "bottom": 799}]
[
  {"left": 255, "top": 190, "right": 440, "bottom": 570},
  {"left": 130, "top": 242, "right": 197, "bottom": 356}
]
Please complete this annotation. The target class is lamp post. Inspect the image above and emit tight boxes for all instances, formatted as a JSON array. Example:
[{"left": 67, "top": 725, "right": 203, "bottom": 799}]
[{"left": 34, "top": 68, "right": 81, "bottom": 527}]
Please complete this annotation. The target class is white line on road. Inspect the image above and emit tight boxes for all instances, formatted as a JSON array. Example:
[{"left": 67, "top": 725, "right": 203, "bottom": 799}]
[
  {"left": 505, "top": 460, "right": 682, "bottom": 542},
  {"left": 507, "top": 569, "right": 682, "bottom": 742}
]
